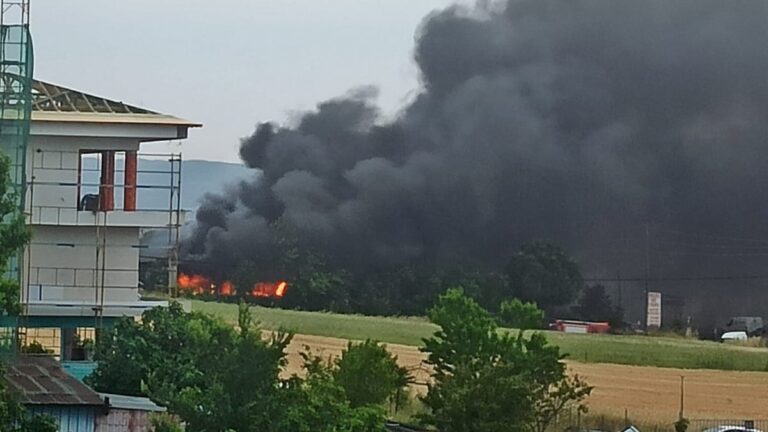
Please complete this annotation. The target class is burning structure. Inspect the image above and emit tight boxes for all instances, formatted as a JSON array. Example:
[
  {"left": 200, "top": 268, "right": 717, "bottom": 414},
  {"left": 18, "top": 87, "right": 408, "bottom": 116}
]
[
  {"left": 177, "top": 272, "right": 287, "bottom": 300},
  {"left": 183, "top": 1, "right": 768, "bottom": 323}
]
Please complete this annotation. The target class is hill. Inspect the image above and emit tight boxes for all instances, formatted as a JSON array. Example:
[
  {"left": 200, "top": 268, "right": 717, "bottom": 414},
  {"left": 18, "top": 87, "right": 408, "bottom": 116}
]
[{"left": 82, "top": 157, "right": 253, "bottom": 211}]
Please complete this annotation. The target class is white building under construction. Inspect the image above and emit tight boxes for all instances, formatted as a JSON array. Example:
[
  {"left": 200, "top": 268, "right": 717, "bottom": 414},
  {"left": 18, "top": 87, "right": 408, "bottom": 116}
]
[{"left": 19, "top": 80, "right": 199, "bottom": 359}]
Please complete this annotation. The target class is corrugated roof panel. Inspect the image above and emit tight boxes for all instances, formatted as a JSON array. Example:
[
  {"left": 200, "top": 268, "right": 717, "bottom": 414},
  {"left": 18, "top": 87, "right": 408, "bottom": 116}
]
[
  {"left": 98, "top": 393, "right": 166, "bottom": 413},
  {"left": 5, "top": 356, "right": 104, "bottom": 406}
]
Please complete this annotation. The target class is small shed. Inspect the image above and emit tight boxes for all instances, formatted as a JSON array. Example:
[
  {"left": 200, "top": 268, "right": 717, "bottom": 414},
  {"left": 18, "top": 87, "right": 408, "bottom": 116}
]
[
  {"left": 96, "top": 393, "right": 166, "bottom": 432},
  {"left": 5, "top": 355, "right": 106, "bottom": 432}
]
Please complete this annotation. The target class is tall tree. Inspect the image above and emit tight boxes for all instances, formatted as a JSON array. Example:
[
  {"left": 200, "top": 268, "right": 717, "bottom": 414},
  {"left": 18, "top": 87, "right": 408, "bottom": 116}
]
[
  {"left": 0, "top": 153, "right": 30, "bottom": 315},
  {"left": 421, "top": 288, "right": 591, "bottom": 432},
  {"left": 572, "top": 284, "right": 623, "bottom": 326},
  {"left": 505, "top": 241, "right": 583, "bottom": 313}
]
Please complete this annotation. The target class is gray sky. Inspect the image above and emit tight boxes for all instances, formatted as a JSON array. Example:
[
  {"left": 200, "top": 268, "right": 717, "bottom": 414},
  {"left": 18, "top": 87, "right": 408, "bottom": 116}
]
[{"left": 32, "top": 0, "right": 463, "bottom": 162}]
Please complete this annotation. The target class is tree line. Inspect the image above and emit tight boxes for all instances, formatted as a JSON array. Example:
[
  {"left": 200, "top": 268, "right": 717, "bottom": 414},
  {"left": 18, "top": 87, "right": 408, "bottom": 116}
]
[{"left": 182, "top": 240, "right": 623, "bottom": 328}]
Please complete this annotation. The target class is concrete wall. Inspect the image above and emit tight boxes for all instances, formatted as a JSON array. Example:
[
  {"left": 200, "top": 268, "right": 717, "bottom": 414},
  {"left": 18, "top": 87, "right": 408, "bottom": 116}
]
[
  {"left": 21, "top": 127, "right": 181, "bottom": 318},
  {"left": 95, "top": 409, "right": 153, "bottom": 432},
  {"left": 25, "top": 225, "right": 141, "bottom": 304}
]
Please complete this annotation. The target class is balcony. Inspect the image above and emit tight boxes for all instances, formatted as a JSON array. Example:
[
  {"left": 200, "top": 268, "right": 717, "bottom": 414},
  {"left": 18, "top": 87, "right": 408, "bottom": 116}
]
[
  {"left": 26, "top": 149, "right": 184, "bottom": 229},
  {"left": 24, "top": 299, "right": 168, "bottom": 318},
  {"left": 28, "top": 207, "right": 185, "bottom": 228}
]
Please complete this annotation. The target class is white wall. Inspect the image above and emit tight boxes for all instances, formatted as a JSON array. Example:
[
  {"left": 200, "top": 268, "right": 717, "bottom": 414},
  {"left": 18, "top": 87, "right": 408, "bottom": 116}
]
[
  {"left": 24, "top": 224, "right": 141, "bottom": 305},
  {"left": 22, "top": 126, "right": 181, "bottom": 316}
]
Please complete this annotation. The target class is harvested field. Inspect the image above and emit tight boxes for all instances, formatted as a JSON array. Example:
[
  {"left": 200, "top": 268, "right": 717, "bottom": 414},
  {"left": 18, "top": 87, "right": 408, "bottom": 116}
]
[
  {"left": 279, "top": 332, "right": 768, "bottom": 423},
  {"left": 195, "top": 300, "right": 768, "bottom": 372}
]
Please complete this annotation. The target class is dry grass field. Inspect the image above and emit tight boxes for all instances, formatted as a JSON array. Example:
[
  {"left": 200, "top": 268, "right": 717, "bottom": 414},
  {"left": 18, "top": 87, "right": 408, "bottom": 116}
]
[
  {"left": 194, "top": 301, "right": 768, "bottom": 424},
  {"left": 278, "top": 332, "right": 768, "bottom": 424},
  {"left": 195, "top": 300, "right": 768, "bottom": 372}
]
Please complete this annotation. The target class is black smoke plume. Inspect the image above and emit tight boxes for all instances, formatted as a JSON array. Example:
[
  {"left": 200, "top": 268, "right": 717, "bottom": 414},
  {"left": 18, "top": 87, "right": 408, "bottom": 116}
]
[{"left": 184, "top": 0, "right": 768, "bottom": 325}]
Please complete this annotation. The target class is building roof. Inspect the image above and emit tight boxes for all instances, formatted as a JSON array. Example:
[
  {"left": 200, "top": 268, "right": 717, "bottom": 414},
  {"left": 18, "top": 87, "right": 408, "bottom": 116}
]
[
  {"left": 99, "top": 393, "right": 166, "bottom": 413},
  {"left": 5, "top": 355, "right": 104, "bottom": 406},
  {"left": 385, "top": 422, "right": 429, "bottom": 432},
  {"left": 30, "top": 79, "right": 201, "bottom": 127}
]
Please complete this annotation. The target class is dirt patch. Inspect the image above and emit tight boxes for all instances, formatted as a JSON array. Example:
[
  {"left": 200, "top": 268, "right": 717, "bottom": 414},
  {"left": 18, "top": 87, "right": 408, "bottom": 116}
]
[{"left": 275, "top": 332, "right": 768, "bottom": 423}]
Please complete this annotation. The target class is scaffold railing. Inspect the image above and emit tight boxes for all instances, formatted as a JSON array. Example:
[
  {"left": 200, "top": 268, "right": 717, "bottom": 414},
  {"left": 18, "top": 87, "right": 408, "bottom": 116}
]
[{"left": 0, "top": 0, "right": 32, "bottom": 355}]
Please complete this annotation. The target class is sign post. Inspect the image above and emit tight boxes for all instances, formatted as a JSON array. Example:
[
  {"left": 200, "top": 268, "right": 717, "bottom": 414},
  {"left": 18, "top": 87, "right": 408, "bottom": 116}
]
[{"left": 647, "top": 291, "right": 662, "bottom": 328}]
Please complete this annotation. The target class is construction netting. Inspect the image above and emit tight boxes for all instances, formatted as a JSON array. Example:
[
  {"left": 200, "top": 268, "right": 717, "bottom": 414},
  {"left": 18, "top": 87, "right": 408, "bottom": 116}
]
[
  {"left": 0, "top": 24, "right": 32, "bottom": 277},
  {"left": 0, "top": 22, "right": 33, "bottom": 351}
]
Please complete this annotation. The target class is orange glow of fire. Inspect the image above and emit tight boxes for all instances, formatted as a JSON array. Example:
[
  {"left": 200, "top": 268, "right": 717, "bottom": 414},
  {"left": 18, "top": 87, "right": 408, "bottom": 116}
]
[
  {"left": 177, "top": 273, "right": 288, "bottom": 300},
  {"left": 220, "top": 281, "right": 234, "bottom": 296},
  {"left": 275, "top": 281, "right": 287, "bottom": 298},
  {"left": 251, "top": 281, "right": 288, "bottom": 298}
]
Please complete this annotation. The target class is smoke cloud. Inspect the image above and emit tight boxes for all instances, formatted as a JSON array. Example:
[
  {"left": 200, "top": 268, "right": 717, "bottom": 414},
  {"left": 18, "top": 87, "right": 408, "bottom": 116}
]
[{"left": 184, "top": 0, "right": 768, "bottom": 323}]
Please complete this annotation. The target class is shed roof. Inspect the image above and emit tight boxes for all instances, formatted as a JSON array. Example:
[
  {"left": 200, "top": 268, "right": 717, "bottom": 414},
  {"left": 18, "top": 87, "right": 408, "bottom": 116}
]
[
  {"left": 99, "top": 393, "right": 166, "bottom": 413},
  {"left": 5, "top": 356, "right": 104, "bottom": 406},
  {"left": 30, "top": 80, "right": 201, "bottom": 127},
  {"left": 385, "top": 422, "right": 430, "bottom": 432}
]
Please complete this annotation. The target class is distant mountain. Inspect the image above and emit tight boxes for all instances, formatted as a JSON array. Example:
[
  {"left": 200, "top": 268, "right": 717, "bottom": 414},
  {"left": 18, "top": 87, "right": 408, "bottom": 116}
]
[
  {"left": 175, "top": 160, "right": 254, "bottom": 210},
  {"left": 81, "top": 158, "right": 254, "bottom": 211}
]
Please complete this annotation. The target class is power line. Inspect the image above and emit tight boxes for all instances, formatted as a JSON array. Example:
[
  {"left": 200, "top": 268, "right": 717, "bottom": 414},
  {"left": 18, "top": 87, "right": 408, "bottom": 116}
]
[
  {"left": 658, "top": 229, "right": 768, "bottom": 245},
  {"left": 585, "top": 274, "right": 768, "bottom": 282},
  {"left": 656, "top": 240, "right": 768, "bottom": 250},
  {"left": 655, "top": 250, "right": 768, "bottom": 257}
]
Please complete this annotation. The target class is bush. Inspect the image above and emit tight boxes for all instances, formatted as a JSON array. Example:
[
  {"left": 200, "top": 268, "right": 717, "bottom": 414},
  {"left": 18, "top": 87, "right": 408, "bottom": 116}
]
[
  {"left": 499, "top": 298, "right": 544, "bottom": 330},
  {"left": 334, "top": 339, "right": 411, "bottom": 408},
  {"left": 20, "top": 341, "right": 52, "bottom": 355},
  {"left": 150, "top": 413, "right": 183, "bottom": 432}
]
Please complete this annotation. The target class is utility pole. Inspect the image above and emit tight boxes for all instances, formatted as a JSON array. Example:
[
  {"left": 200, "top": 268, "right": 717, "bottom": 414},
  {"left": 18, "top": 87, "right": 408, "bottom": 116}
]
[
  {"left": 644, "top": 223, "right": 651, "bottom": 330},
  {"left": 678, "top": 375, "right": 685, "bottom": 420}
]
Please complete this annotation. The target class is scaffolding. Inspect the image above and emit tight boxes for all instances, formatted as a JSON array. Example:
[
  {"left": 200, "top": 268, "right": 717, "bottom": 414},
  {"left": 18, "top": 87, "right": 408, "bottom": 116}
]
[
  {"left": 0, "top": 0, "right": 32, "bottom": 275},
  {"left": 0, "top": 0, "right": 32, "bottom": 353},
  {"left": 22, "top": 148, "right": 184, "bottom": 358}
]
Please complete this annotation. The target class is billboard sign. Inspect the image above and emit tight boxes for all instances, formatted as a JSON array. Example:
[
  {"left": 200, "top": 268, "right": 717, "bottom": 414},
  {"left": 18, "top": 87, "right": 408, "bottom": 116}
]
[{"left": 647, "top": 291, "right": 662, "bottom": 328}]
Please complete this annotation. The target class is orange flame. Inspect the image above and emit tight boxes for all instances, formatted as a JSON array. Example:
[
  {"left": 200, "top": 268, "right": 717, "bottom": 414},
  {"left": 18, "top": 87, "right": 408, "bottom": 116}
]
[
  {"left": 220, "top": 281, "right": 234, "bottom": 296},
  {"left": 177, "top": 273, "right": 288, "bottom": 300},
  {"left": 275, "top": 281, "right": 287, "bottom": 298}
]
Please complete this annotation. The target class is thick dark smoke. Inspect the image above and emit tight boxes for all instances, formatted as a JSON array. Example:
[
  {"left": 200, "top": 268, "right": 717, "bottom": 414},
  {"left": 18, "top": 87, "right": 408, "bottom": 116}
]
[{"left": 184, "top": 0, "right": 768, "bottom": 326}]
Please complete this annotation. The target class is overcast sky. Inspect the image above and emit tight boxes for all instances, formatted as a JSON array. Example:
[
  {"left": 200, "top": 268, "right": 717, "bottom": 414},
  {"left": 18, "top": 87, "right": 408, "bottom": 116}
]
[{"left": 31, "top": 0, "right": 465, "bottom": 162}]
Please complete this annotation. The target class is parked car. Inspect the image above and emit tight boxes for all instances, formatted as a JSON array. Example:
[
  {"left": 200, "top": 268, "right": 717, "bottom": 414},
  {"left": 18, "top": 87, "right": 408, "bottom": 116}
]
[
  {"left": 720, "top": 331, "right": 748, "bottom": 342},
  {"left": 725, "top": 316, "right": 764, "bottom": 337}
]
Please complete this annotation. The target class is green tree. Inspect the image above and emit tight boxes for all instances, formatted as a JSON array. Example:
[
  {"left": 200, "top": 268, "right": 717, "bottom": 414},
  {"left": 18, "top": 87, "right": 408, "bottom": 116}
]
[
  {"left": 89, "top": 302, "right": 386, "bottom": 432},
  {"left": 505, "top": 241, "right": 583, "bottom": 312},
  {"left": 149, "top": 413, "right": 183, "bottom": 432},
  {"left": 276, "top": 356, "right": 387, "bottom": 432},
  {"left": 421, "top": 288, "right": 591, "bottom": 432},
  {"left": 88, "top": 302, "right": 241, "bottom": 397},
  {"left": 334, "top": 339, "right": 410, "bottom": 408},
  {"left": 572, "top": 284, "right": 623, "bottom": 327},
  {"left": 287, "top": 269, "right": 352, "bottom": 313},
  {"left": 499, "top": 298, "right": 545, "bottom": 330},
  {"left": 0, "top": 153, "right": 31, "bottom": 316}
]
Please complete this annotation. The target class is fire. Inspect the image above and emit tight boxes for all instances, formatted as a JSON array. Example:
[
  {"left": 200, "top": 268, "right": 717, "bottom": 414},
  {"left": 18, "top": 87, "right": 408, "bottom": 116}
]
[
  {"left": 251, "top": 281, "right": 289, "bottom": 298},
  {"left": 275, "top": 281, "right": 287, "bottom": 298},
  {"left": 177, "top": 273, "right": 210, "bottom": 295},
  {"left": 176, "top": 273, "right": 288, "bottom": 300},
  {"left": 220, "top": 281, "right": 234, "bottom": 296}
]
